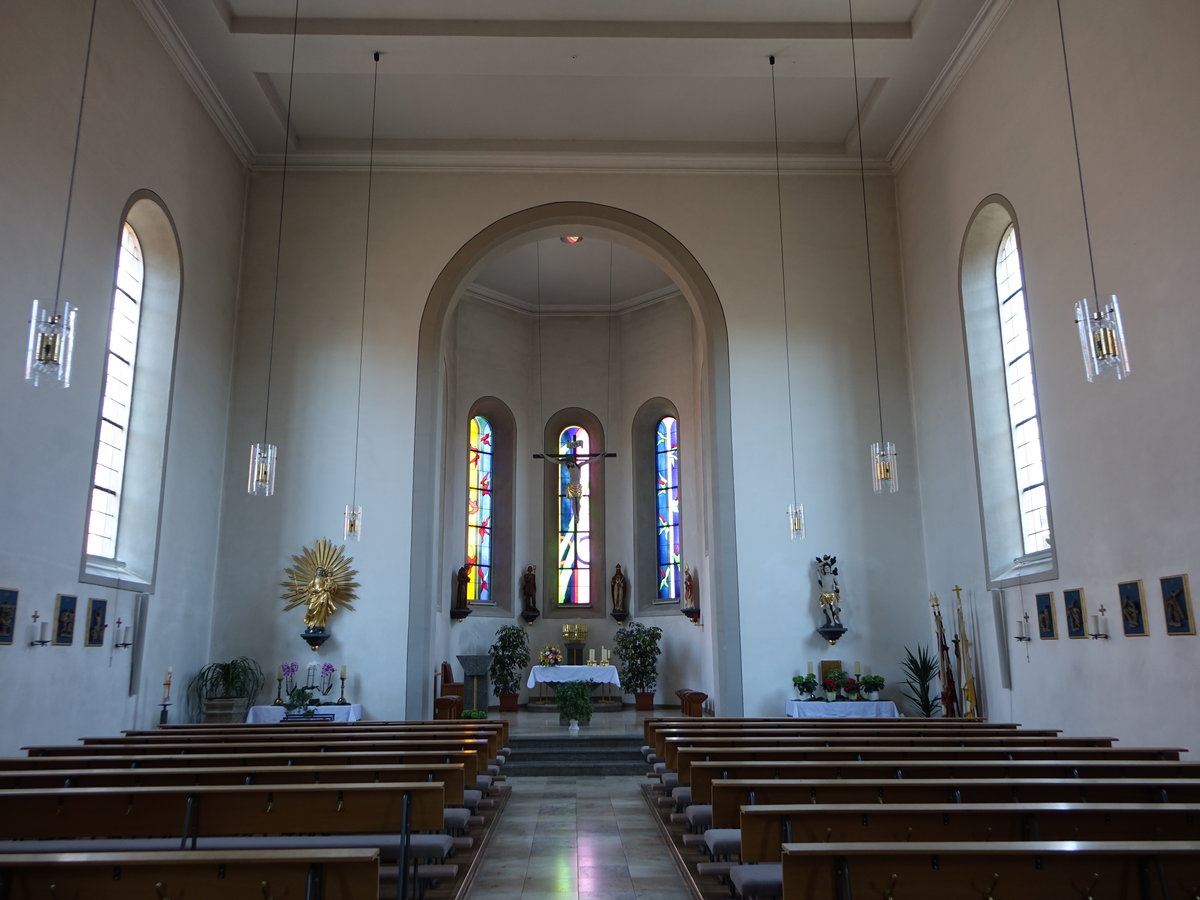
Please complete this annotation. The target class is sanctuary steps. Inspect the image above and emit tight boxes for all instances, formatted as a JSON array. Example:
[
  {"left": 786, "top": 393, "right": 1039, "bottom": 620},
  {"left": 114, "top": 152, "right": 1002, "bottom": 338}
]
[{"left": 501, "top": 734, "right": 646, "bottom": 776}]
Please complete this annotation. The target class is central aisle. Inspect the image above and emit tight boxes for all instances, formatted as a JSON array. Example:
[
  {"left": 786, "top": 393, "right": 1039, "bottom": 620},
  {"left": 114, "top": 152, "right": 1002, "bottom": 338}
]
[{"left": 467, "top": 775, "right": 691, "bottom": 899}]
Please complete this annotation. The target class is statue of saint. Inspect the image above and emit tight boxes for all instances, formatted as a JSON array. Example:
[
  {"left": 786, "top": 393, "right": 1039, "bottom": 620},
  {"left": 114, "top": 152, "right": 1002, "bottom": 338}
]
[
  {"left": 683, "top": 565, "right": 696, "bottom": 608},
  {"left": 611, "top": 564, "right": 628, "bottom": 613},
  {"left": 815, "top": 555, "right": 841, "bottom": 626},
  {"left": 453, "top": 566, "right": 470, "bottom": 612},
  {"left": 520, "top": 566, "right": 538, "bottom": 612}
]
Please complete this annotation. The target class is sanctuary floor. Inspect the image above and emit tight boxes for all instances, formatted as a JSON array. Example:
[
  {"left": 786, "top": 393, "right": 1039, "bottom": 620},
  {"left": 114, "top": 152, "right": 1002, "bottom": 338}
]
[{"left": 467, "top": 707, "right": 691, "bottom": 899}]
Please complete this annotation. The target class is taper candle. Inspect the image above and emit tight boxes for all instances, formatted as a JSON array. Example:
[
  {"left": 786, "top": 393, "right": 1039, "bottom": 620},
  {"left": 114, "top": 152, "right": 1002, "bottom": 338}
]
[{"left": 340, "top": 665, "right": 347, "bottom": 678}]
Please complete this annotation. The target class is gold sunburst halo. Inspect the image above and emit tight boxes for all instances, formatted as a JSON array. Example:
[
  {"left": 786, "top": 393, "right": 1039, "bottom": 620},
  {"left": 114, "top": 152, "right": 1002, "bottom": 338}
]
[{"left": 281, "top": 537, "right": 359, "bottom": 629}]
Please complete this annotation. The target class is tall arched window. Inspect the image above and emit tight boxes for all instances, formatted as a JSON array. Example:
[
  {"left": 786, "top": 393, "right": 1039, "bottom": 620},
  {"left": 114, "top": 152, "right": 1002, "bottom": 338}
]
[
  {"left": 87, "top": 222, "right": 143, "bottom": 558},
  {"left": 466, "top": 415, "right": 493, "bottom": 603},
  {"left": 557, "top": 425, "right": 591, "bottom": 606},
  {"left": 82, "top": 193, "right": 182, "bottom": 592},
  {"left": 655, "top": 415, "right": 681, "bottom": 600},
  {"left": 961, "top": 197, "right": 1055, "bottom": 586}
]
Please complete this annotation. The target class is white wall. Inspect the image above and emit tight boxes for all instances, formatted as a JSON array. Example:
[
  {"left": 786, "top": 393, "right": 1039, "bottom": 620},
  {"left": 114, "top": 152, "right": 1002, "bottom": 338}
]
[
  {"left": 897, "top": 0, "right": 1199, "bottom": 752},
  {"left": 0, "top": 0, "right": 246, "bottom": 753}
]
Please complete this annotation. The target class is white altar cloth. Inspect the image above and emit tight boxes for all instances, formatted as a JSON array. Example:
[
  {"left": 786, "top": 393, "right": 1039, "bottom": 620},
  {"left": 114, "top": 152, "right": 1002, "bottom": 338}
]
[
  {"left": 246, "top": 704, "right": 363, "bottom": 723},
  {"left": 785, "top": 699, "right": 898, "bottom": 718},
  {"left": 527, "top": 664, "right": 621, "bottom": 690}
]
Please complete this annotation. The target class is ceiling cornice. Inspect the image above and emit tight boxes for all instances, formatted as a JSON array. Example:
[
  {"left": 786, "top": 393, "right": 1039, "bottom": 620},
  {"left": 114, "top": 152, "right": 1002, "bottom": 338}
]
[
  {"left": 133, "top": 0, "right": 255, "bottom": 167},
  {"left": 888, "top": 0, "right": 1013, "bottom": 170},
  {"left": 463, "top": 283, "right": 682, "bottom": 317}
]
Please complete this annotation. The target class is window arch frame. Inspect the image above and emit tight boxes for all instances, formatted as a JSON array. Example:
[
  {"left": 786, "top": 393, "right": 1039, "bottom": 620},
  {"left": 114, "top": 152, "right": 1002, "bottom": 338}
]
[
  {"left": 464, "top": 396, "right": 515, "bottom": 613},
  {"left": 959, "top": 195, "right": 1057, "bottom": 587},
  {"left": 81, "top": 191, "right": 183, "bottom": 593},
  {"left": 632, "top": 397, "right": 684, "bottom": 614},
  {"left": 542, "top": 406, "right": 606, "bottom": 618}
]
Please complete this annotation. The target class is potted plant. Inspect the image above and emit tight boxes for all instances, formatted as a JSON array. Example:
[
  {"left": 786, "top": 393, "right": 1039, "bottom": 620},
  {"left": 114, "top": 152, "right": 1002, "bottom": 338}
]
[
  {"left": 860, "top": 674, "right": 885, "bottom": 700},
  {"left": 821, "top": 669, "right": 846, "bottom": 701},
  {"left": 841, "top": 676, "right": 861, "bottom": 700},
  {"left": 792, "top": 673, "right": 818, "bottom": 699},
  {"left": 488, "top": 623, "right": 530, "bottom": 713},
  {"left": 900, "top": 645, "right": 942, "bottom": 717},
  {"left": 282, "top": 685, "right": 315, "bottom": 715},
  {"left": 613, "top": 621, "right": 663, "bottom": 710},
  {"left": 554, "top": 681, "right": 594, "bottom": 728},
  {"left": 187, "top": 656, "right": 265, "bottom": 723}
]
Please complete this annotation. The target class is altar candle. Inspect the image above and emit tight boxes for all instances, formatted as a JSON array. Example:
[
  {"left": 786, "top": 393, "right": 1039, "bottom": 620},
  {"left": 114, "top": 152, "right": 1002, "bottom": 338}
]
[
  {"left": 1090, "top": 614, "right": 1101, "bottom": 635},
  {"left": 589, "top": 648, "right": 596, "bottom": 663},
  {"left": 276, "top": 669, "right": 283, "bottom": 683},
  {"left": 163, "top": 667, "right": 173, "bottom": 703},
  {"left": 807, "top": 662, "right": 814, "bottom": 675},
  {"left": 853, "top": 661, "right": 861, "bottom": 676},
  {"left": 308, "top": 662, "right": 317, "bottom": 684},
  {"left": 121, "top": 626, "right": 131, "bottom": 646},
  {"left": 38, "top": 621, "right": 50, "bottom": 643}
]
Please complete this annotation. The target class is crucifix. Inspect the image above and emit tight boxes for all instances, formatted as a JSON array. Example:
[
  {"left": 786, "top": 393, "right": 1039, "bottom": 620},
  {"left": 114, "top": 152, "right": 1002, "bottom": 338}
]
[{"left": 534, "top": 439, "right": 615, "bottom": 518}]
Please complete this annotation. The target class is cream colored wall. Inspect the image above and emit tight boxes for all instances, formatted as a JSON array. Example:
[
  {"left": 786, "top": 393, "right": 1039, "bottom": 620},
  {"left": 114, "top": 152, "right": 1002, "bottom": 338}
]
[
  {"left": 897, "top": 0, "right": 1199, "bottom": 752},
  {"left": 216, "top": 166, "right": 929, "bottom": 718},
  {"left": 0, "top": 0, "right": 246, "bottom": 753}
]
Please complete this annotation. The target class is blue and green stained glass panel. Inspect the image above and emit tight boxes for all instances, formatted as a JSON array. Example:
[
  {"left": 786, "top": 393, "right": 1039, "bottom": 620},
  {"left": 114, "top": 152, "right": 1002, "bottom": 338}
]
[
  {"left": 466, "top": 415, "right": 493, "bottom": 603},
  {"left": 656, "top": 415, "right": 681, "bottom": 600},
  {"left": 557, "top": 425, "right": 591, "bottom": 605}
]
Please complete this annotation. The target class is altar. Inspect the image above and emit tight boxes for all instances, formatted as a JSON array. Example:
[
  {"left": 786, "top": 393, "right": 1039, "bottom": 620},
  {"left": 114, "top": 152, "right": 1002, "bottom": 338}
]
[
  {"left": 246, "top": 704, "right": 363, "bottom": 723},
  {"left": 785, "top": 699, "right": 898, "bottom": 718},
  {"left": 527, "top": 664, "right": 621, "bottom": 689}
]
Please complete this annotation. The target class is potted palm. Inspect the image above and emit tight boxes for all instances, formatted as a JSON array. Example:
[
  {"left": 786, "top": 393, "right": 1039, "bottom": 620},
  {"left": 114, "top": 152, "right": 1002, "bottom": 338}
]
[
  {"left": 488, "top": 623, "right": 530, "bottom": 712},
  {"left": 187, "top": 656, "right": 265, "bottom": 723},
  {"left": 613, "top": 621, "right": 663, "bottom": 710},
  {"left": 900, "top": 645, "right": 941, "bottom": 717}
]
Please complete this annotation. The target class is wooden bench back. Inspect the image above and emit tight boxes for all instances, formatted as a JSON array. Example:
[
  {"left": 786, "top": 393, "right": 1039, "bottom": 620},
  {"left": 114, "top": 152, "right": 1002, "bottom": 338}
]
[
  {"left": 25, "top": 737, "right": 491, "bottom": 759},
  {"left": 154, "top": 718, "right": 509, "bottom": 743},
  {"left": 779, "top": 840, "right": 1200, "bottom": 900},
  {"left": 652, "top": 726, "right": 1060, "bottom": 757},
  {"left": 643, "top": 716, "right": 1021, "bottom": 742},
  {"left": 710, "top": 776, "right": 1200, "bottom": 828},
  {"left": 83, "top": 728, "right": 501, "bottom": 756},
  {"left": 0, "top": 848, "right": 380, "bottom": 900},
  {"left": 0, "top": 781, "right": 446, "bottom": 840},
  {"left": 686, "top": 757, "right": 1200, "bottom": 804}
]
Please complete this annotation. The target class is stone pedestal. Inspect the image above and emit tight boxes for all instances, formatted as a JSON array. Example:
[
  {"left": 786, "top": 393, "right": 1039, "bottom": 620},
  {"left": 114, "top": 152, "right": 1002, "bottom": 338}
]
[{"left": 457, "top": 654, "right": 491, "bottom": 713}]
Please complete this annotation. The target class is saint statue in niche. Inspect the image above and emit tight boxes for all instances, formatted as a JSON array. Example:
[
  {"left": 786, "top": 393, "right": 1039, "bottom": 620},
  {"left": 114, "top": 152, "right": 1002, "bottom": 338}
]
[
  {"left": 520, "top": 566, "right": 538, "bottom": 613},
  {"left": 611, "top": 564, "right": 628, "bottom": 613},
  {"left": 453, "top": 566, "right": 470, "bottom": 613}
]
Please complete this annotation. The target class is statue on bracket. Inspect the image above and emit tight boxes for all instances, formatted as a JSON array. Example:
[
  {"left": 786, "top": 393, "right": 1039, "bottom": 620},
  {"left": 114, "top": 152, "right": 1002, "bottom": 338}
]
[
  {"left": 680, "top": 564, "right": 701, "bottom": 624},
  {"left": 281, "top": 537, "right": 359, "bottom": 650},
  {"left": 451, "top": 565, "right": 472, "bottom": 621},
  {"left": 815, "top": 554, "right": 846, "bottom": 645},
  {"left": 610, "top": 563, "right": 629, "bottom": 623},
  {"left": 520, "top": 565, "right": 540, "bottom": 625}
]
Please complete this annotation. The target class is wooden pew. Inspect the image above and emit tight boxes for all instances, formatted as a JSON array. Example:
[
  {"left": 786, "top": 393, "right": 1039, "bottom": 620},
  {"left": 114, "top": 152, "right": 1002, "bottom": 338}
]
[
  {"left": 78, "top": 728, "right": 503, "bottom": 758},
  {"left": 0, "top": 762, "right": 467, "bottom": 806},
  {"left": 739, "top": 802, "right": 1200, "bottom": 863},
  {"left": 779, "top": 841, "right": 1200, "bottom": 900},
  {"left": 155, "top": 718, "right": 510, "bottom": 745},
  {"left": 688, "top": 757, "right": 1200, "bottom": 808},
  {"left": 24, "top": 737, "right": 493, "bottom": 759},
  {"left": 643, "top": 716, "right": 1024, "bottom": 743},
  {"left": 711, "top": 777, "right": 1200, "bottom": 829},
  {"left": 0, "top": 848, "right": 381, "bottom": 900}
]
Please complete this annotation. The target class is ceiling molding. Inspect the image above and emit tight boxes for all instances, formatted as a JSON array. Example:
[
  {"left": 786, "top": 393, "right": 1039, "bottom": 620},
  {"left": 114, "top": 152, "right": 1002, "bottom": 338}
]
[
  {"left": 888, "top": 0, "right": 1013, "bottom": 170},
  {"left": 462, "top": 283, "right": 682, "bottom": 317},
  {"left": 133, "top": 0, "right": 256, "bottom": 166}
]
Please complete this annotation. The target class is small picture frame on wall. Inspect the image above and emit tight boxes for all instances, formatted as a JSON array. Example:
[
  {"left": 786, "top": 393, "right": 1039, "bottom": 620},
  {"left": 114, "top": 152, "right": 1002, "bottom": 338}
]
[
  {"left": 85, "top": 598, "right": 108, "bottom": 648},
  {"left": 1118, "top": 580, "right": 1148, "bottom": 636},
  {"left": 53, "top": 594, "right": 77, "bottom": 646},
  {"left": 819, "top": 660, "right": 843, "bottom": 682},
  {"left": 1063, "top": 588, "right": 1087, "bottom": 639},
  {"left": 1160, "top": 574, "right": 1194, "bottom": 636},
  {"left": 1035, "top": 592, "right": 1057, "bottom": 640},
  {"left": 0, "top": 588, "right": 17, "bottom": 645}
]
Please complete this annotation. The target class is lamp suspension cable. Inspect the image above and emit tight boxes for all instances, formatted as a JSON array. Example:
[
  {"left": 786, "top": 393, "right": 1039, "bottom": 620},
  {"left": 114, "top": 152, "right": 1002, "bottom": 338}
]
[
  {"left": 770, "top": 56, "right": 804, "bottom": 540},
  {"left": 344, "top": 51, "right": 380, "bottom": 541},
  {"left": 606, "top": 238, "right": 615, "bottom": 454},
  {"left": 848, "top": 0, "right": 898, "bottom": 493},
  {"left": 248, "top": 0, "right": 300, "bottom": 496},
  {"left": 1057, "top": 0, "right": 1129, "bottom": 382},
  {"left": 25, "top": 0, "right": 98, "bottom": 388}
]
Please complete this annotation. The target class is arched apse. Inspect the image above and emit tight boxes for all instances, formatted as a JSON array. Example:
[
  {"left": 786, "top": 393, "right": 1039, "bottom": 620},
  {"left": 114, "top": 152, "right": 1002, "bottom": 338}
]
[{"left": 406, "top": 201, "right": 741, "bottom": 716}]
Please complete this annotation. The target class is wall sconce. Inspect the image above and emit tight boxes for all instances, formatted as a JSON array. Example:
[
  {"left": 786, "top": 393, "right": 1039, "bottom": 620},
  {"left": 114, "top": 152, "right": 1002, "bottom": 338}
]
[
  {"left": 29, "top": 611, "right": 50, "bottom": 646},
  {"left": 113, "top": 616, "right": 132, "bottom": 649},
  {"left": 1089, "top": 605, "right": 1110, "bottom": 640}
]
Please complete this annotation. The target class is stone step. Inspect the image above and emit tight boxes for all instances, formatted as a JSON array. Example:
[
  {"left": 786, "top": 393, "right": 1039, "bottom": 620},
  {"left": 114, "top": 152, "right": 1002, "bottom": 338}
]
[{"left": 503, "top": 734, "right": 646, "bottom": 776}]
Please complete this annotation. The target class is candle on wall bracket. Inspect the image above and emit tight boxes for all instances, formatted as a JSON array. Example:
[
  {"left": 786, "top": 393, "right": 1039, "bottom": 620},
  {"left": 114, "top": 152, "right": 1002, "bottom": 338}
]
[
  {"left": 29, "top": 610, "right": 50, "bottom": 646},
  {"left": 1089, "top": 604, "right": 1110, "bottom": 640}
]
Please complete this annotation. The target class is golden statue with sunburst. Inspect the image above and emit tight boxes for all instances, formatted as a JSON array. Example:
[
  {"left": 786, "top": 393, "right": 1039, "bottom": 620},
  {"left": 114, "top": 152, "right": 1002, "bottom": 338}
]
[{"left": 281, "top": 537, "right": 359, "bottom": 630}]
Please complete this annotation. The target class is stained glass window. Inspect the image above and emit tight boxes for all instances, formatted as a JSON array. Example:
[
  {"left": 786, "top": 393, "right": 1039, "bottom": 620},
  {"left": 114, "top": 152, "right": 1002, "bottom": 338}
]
[
  {"left": 557, "top": 425, "right": 591, "bottom": 605},
  {"left": 655, "top": 415, "right": 681, "bottom": 600},
  {"left": 466, "top": 415, "right": 493, "bottom": 603}
]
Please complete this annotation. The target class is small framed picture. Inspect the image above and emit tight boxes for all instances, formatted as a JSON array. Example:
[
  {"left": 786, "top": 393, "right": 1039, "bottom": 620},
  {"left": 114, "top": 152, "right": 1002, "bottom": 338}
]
[
  {"left": 1035, "top": 592, "right": 1057, "bottom": 640},
  {"left": 1118, "top": 580, "right": 1148, "bottom": 636},
  {"left": 819, "top": 660, "right": 843, "bottom": 682},
  {"left": 53, "top": 594, "right": 77, "bottom": 646},
  {"left": 85, "top": 598, "right": 108, "bottom": 648},
  {"left": 1063, "top": 588, "right": 1087, "bottom": 639},
  {"left": 0, "top": 588, "right": 17, "bottom": 645},
  {"left": 1160, "top": 574, "right": 1194, "bottom": 636}
]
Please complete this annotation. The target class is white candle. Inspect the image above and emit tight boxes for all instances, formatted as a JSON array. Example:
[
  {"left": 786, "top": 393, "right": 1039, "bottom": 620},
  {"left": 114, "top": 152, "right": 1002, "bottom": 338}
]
[
  {"left": 166, "top": 667, "right": 173, "bottom": 682},
  {"left": 589, "top": 648, "right": 596, "bottom": 663},
  {"left": 807, "top": 662, "right": 814, "bottom": 675},
  {"left": 163, "top": 667, "right": 172, "bottom": 703},
  {"left": 121, "top": 626, "right": 131, "bottom": 646},
  {"left": 1090, "top": 614, "right": 1101, "bottom": 635},
  {"left": 853, "top": 661, "right": 861, "bottom": 676},
  {"left": 38, "top": 621, "right": 50, "bottom": 643},
  {"left": 308, "top": 662, "right": 317, "bottom": 682},
  {"left": 340, "top": 665, "right": 347, "bottom": 679}
]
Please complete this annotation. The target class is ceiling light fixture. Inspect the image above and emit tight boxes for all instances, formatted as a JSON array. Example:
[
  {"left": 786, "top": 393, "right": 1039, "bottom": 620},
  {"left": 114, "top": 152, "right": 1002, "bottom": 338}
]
[
  {"left": 248, "top": 0, "right": 301, "bottom": 498},
  {"left": 1058, "top": 1, "right": 1130, "bottom": 383},
  {"left": 25, "top": 0, "right": 99, "bottom": 388},
  {"left": 847, "top": 0, "right": 898, "bottom": 494},
  {"left": 342, "top": 51, "right": 381, "bottom": 541},
  {"left": 769, "top": 55, "right": 804, "bottom": 540}
]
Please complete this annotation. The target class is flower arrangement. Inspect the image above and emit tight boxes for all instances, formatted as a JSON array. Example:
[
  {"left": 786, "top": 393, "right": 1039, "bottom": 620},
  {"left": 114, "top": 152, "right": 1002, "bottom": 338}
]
[
  {"left": 792, "top": 673, "right": 818, "bottom": 696},
  {"left": 861, "top": 674, "right": 885, "bottom": 693},
  {"left": 538, "top": 645, "right": 563, "bottom": 667},
  {"left": 319, "top": 662, "right": 335, "bottom": 696},
  {"left": 841, "top": 677, "right": 860, "bottom": 697},
  {"left": 279, "top": 661, "right": 299, "bottom": 693}
]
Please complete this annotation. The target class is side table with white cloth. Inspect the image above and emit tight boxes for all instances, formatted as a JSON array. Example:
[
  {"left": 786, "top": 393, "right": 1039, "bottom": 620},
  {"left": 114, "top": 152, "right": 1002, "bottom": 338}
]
[
  {"left": 527, "top": 664, "right": 622, "bottom": 706},
  {"left": 245, "top": 704, "right": 363, "bottom": 723},
  {"left": 785, "top": 699, "right": 898, "bottom": 718}
]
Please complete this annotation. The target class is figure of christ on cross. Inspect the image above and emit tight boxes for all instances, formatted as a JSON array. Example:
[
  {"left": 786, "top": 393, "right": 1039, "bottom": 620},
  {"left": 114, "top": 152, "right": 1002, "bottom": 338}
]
[{"left": 534, "top": 438, "right": 615, "bottom": 519}]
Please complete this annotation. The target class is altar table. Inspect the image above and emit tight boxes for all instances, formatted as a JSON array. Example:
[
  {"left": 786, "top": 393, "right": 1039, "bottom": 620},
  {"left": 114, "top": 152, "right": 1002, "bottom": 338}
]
[
  {"left": 246, "top": 704, "right": 363, "bottom": 723},
  {"left": 527, "top": 664, "right": 622, "bottom": 690},
  {"left": 785, "top": 699, "right": 898, "bottom": 718}
]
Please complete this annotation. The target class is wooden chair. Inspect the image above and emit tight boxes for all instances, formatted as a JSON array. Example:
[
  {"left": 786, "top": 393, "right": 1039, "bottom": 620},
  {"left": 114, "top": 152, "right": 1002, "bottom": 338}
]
[{"left": 436, "top": 662, "right": 464, "bottom": 718}]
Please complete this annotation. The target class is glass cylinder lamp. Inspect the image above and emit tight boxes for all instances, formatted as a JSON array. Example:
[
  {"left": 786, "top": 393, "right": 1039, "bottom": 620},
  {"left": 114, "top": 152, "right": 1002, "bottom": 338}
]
[
  {"left": 25, "top": 300, "right": 77, "bottom": 387},
  {"left": 343, "top": 505, "right": 362, "bottom": 541},
  {"left": 248, "top": 443, "right": 277, "bottom": 497},
  {"left": 1075, "top": 294, "right": 1130, "bottom": 382},
  {"left": 870, "top": 441, "right": 898, "bottom": 494},
  {"left": 787, "top": 503, "right": 805, "bottom": 540}
]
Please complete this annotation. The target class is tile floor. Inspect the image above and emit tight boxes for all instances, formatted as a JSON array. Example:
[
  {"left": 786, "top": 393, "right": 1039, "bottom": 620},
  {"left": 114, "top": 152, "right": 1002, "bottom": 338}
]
[{"left": 468, "top": 774, "right": 691, "bottom": 900}]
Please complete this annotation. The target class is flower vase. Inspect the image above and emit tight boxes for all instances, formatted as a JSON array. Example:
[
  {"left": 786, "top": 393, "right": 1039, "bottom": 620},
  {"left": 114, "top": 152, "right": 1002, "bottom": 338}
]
[
  {"left": 824, "top": 690, "right": 837, "bottom": 702},
  {"left": 843, "top": 691, "right": 859, "bottom": 702},
  {"left": 866, "top": 691, "right": 879, "bottom": 702},
  {"left": 568, "top": 719, "right": 580, "bottom": 734}
]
